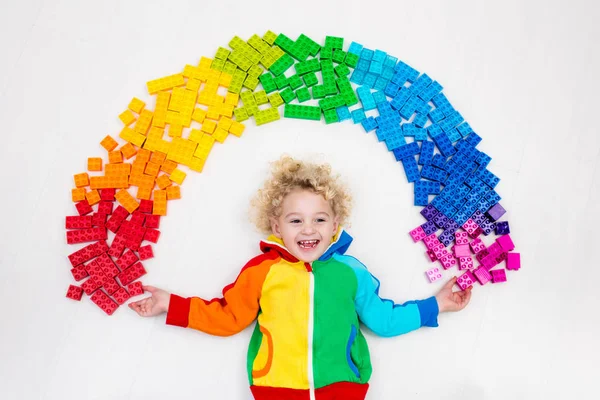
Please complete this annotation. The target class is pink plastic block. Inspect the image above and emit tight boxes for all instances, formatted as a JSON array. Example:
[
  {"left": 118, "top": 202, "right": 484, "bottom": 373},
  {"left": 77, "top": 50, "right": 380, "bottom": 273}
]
[
  {"left": 473, "top": 266, "right": 492, "bottom": 285},
  {"left": 462, "top": 219, "right": 478, "bottom": 235},
  {"left": 439, "top": 252, "right": 457, "bottom": 270},
  {"left": 487, "top": 242, "right": 503, "bottom": 257},
  {"left": 491, "top": 269, "right": 507, "bottom": 283},
  {"left": 409, "top": 226, "right": 427, "bottom": 242},
  {"left": 127, "top": 281, "right": 144, "bottom": 296},
  {"left": 138, "top": 245, "right": 154, "bottom": 260},
  {"left": 459, "top": 256, "right": 474, "bottom": 270},
  {"left": 470, "top": 227, "right": 483, "bottom": 239},
  {"left": 470, "top": 238, "right": 486, "bottom": 254},
  {"left": 454, "top": 244, "right": 471, "bottom": 257},
  {"left": 457, "top": 271, "right": 475, "bottom": 291},
  {"left": 426, "top": 249, "right": 437, "bottom": 262},
  {"left": 66, "top": 285, "right": 83, "bottom": 301},
  {"left": 496, "top": 234, "right": 515, "bottom": 252},
  {"left": 426, "top": 267, "right": 443, "bottom": 283},
  {"left": 455, "top": 231, "right": 469, "bottom": 245},
  {"left": 506, "top": 252, "right": 521, "bottom": 270}
]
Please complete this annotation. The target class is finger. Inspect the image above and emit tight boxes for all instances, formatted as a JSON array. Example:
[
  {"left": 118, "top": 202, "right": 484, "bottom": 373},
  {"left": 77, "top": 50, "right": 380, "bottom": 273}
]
[
  {"left": 444, "top": 276, "right": 458, "bottom": 289},
  {"left": 143, "top": 285, "right": 157, "bottom": 293}
]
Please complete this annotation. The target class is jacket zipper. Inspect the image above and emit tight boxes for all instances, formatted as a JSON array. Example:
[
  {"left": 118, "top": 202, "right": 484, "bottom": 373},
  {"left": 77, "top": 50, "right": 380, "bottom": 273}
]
[{"left": 306, "top": 262, "right": 315, "bottom": 400}]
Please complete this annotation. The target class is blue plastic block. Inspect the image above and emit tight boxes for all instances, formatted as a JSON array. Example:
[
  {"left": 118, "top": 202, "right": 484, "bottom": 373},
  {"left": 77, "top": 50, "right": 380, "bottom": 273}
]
[
  {"left": 392, "top": 141, "right": 421, "bottom": 161},
  {"left": 432, "top": 92, "right": 450, "bottom": 108},
  {"left": 413, "top": 113, "right": 428, "bottom": 128},
  {"left": 399, "top": 96, "right": 420, "bottom": 120},
  {"left": 421, "top": 164, "right": 447, "bottom": 182},
  {"left": 410, "top": 73, "right": 433, "bottom": 96},
  {"left": 419, "top": 140, "right": 435, "bottom": 165},
  {"left": 361, "top": 116, "right": 378, "bottom": 132},
  {"left": 376, "top": 101, "right": 396, "bottom": 117},
  {"left": 403, "top": 123, "right": 418, "bottom": 137},
  {"left": 348, "top": 42, "right": 364, "bottom": 55},
  {"left": 369, "top": 61, "right": 383, "bottom": 75},
  {"left": 401, "top": 155, "right": 420, "bottom": 183},
  {"left": 431, "top": 154, "right": 447, "bottom": 170},
  {"left": 360, "top": 48, "right": 374, "bottom": 61},
  {"left": 336, "top": 106, "right": 351, "bottom": 122},
  {"left": 465, "top": 132, "right": 482, "bottom": 147},
  {"left": 418, "top": 81, "right": 443, "bottom": 102},
  {"left": 373, "top": 76, "right": 389, "bottom": 91},
  {"left": 372, "top": 49, "right": 387, "bottom": 63},
  {"left": 375, "top": 127, "right": 390, "bottom": 142},
  {"left": 350, "top": 69, "right": 366, "bottom": 85},
  {"left": 356, "top": 58, "right": 371, "bottom": 71},
  {"left": 372, "top": 90, "right": 387, "bottom": 104},
  {"left": 384, "top": 81, "right": 400, "bottom": 97},
  {"left": 414, "top": 127, "right": 428, "bottom": 141},
  {"left": 428, "top": 108, "right": 445, "bottom": 123},
  {"left": 362, "top": 73, "right": 378, "bottom": 88},
  {"left": 430, "top": 131, "right": 457, "bottom": 157},
  {"left": 390, "top": 87, "right": 412, "bottom": 110},
  {"left": 356, "top": 86, "right": 377, "bottom": 110},
  {"left": 447, "top": 128, "right": 462, "bottom": 142},
  {"left": 414, "top": 190, "right": 428, "bottom": 206},
  {"left": 440, "top": 111, "right": 464, "bottom": 132},
  {"left": 391, "top": 71, "right": 408, "bottom": 86},
  {"left": 381, "top": 67, "right": 394, "bottom": 80},
  {"left": 416, "top": 179, "right": 441, "bottom": 195},
  {"left": 456, "top": 122, "right": 473, "bottom": 137},
  {"left": 385, "top": 131, "right": 407, "bottom": 151},
  {"left": 476, "top": 152, "right": 492, "bottom": 168},
  {"left": 477, "top": 169, "right": 500, "bottom": 188},
  {"left": 384, "top": 55, "right": 398, "bottom": 69},
  {"left": 351, "top": 108, "right": 366, "bottom": 124}
]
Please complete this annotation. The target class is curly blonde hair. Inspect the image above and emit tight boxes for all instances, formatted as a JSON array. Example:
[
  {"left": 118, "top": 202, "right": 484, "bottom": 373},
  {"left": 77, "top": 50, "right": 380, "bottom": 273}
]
[{"left": 250, "top": 155, "right": 353, "bottom": 235}]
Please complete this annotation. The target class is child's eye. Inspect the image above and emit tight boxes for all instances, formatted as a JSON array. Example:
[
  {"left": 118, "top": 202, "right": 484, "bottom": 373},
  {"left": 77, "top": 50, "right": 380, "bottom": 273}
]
[
  {"left": 316, "top": 218, "right": 326, "bottom": 223},
  {"left": 290, "top": 219, "right": 301, "bottom": 224}
]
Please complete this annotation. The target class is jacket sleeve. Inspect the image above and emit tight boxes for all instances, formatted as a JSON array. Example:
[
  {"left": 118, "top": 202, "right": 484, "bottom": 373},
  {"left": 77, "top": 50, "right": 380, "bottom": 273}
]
[
  {"left": 333, "top": 254, "right": 439, "bottom": 338},
  {"left": 165, "top": 253, "right": 276, "bottom": 336}
]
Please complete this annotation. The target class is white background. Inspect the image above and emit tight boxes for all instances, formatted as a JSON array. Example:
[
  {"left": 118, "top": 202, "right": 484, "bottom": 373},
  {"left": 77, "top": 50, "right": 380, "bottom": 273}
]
[{"left": 1, "top": 0, "right": 599, "bottom": 399}]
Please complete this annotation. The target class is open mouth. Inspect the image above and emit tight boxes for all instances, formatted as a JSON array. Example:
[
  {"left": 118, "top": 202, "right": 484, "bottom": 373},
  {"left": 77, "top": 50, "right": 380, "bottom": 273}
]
[{"left": 298, "top": 239, "right": 320, "bottom": 249}]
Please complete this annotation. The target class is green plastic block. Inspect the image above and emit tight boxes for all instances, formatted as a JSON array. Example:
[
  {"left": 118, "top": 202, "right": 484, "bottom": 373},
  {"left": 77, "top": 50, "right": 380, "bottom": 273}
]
[
  {"left": 323, "top": 108, "right": 339, "bottom": 124},
  {"left": 318, "top": 94, "right": 346, "bottom": 111},
  {"left": 228, "top": 50, "right": 252, "bottom": 71},
  {"left": 240, "top": 91, "right": 255, "bottom": 104},
  {"left": 210, "top": 58, "right": 225, "bottom": 71},
  {"left": 269, "top": 53, "right": 295, "bottom": 76},
  {"left": 234, "top": 107, "right": 249, "bottom": 122},
  {"left": 323, "top": 83, "right": 338, "bottom": 96},
  {"left": 255, "top": 107, "right": 280, "bottom": 126},
  {"left": 295, "top": 87, "right": 311, "bottom": 103},
  {"left": 263, "top": 30, "right": 278, "bottom": 45},
  {"left": 312, "top": 85, "right": 327, "bottom": 99},
  {"left": 284, "top": 104, "right": 321, "bottom": 121},
  {"left": 243, "top": 75, "right": 260, "bottom": 90},
  {"left": 332, "top": 49, "right": 346, "bottom": 64},
  {"left": 259, "top": 73, "right": 278, "bottom": 94},
  {"left": 298, "top": 34, "right": 321, "bottom": 56},
  {"left": 342, "top": 90, "right": 359, "bottom": 107},
  {"left": 254, "top": 90, "right": 269, "bottom": 105},
  {"left": 223, "top": 61, "right": 237, "bottom": 75},
  {"left": 268, "top": 92, "right": 284, "bottom": 107},
  {"left": 289, "top": 41, "right": 311, "bottom": 62},
  {"left": 274, "top": 34, "right": 295, "bottom": 54},
  {"left": 334, "top": 64, "right": 351, "bottom": 77},
  {"left": 248, "top": 65, "right": 263, "bottom": 79},
  {"left": 229, "top": 69, "right": 247, "bottom": 94},
  {"left": 215, "top": 47, "right": 231, "bottom": 61},
  {"left": 295, "top": 58, "right": 321, "bottom": 75},
  {"left": 303, "top": 72, "right": 319, "bottom": 87},
  {"left": 248, "top": 34, "right": 271, "bottom": 55},
  {"left": 279, "top": 87, "right": 296, "bottom": 103},
  {"left": 288, "top": 74, "right": 304, "bottom": 90},
  {"left": 325, "top": 36, "right": 344, "bottom": 50},
  {"left": 275, "top": 74, "right": 289, "bottom": 89},
  {"left": 344, "top": 52, "right": 359, "bottom": 68}
]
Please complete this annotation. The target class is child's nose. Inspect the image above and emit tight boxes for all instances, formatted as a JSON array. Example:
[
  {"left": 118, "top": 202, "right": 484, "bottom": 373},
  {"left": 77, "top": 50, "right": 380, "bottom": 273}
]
[{"left": 302, "top": 222, "right": 316, "bottom": 234}]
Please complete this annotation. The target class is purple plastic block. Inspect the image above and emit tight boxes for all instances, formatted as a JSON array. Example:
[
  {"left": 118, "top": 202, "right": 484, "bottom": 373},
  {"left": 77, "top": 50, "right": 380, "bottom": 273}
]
[
  {"left": 491, "top": 269, "right": 507, "bottom": 283},
  {"left": 433, "top": 213, "right": 449, "bottom": 229},
  {"left": 420, "top": 204, "right": 439, "bottom": 221},
  {"left": 421, "top": 221, "right": 437, "bottom": 236},
  {"left": 426, "top": 266, "right": 443, "bottom": 283},
  {"left": 471, "top": 210, "right": 486, "bottom": 226},
  {"left": 497, "top": 234, "right": 515, "bottom": 252},
  {"left": 409, "top": 226, "right": 427, "bottom": 242},
  {"left": 506, "top": 252, "right": 521, "bottom": 270},
  {"left": 486, "top": 203, "right": 506, "bottom": 221},
  {"left": 459, "top": 256, "right": 474, "bottom": 270},
  {"left": 439, "top": 229, "right": 455, "bottom": 247},
  {"left": 495, "top": 221, "right": 510, "bottom": 235},
  {"left": 473, "top": 266, "right": 492, "bottom": 285},
  {"left": 481, "top": 220, "right": 496, "bottom": 236},
  {"left": 454, "top": 244, "right": 471, "bottom": 257},
  {"left": 455, "top": 231, "right": 469, "bottom": 245},
  {"left": 457, "top": 271, "right": 475, "bottom": 290}
]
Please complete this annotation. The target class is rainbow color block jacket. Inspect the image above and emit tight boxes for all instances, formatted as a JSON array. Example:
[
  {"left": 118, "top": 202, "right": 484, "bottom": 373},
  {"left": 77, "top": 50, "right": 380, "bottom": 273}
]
[{"left": 166, "top": 228, "right": 439, "bottom": 391}]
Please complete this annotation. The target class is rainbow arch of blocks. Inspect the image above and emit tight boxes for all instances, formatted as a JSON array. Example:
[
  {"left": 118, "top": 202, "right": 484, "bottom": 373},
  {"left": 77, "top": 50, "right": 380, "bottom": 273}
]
[{"left": 64, "top": 31, "right": 521, "bottom": 315}]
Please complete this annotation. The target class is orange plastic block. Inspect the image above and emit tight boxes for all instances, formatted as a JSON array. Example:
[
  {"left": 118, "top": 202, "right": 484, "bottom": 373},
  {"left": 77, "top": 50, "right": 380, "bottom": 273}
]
[
  {"left": 74, "top": 173, "right": 90, "bottom": 188},
  {"left": 147, "top": 73, "right": 185, "bottom": 95},
  {"left": 119, "top": 110, "right": 136, "bottom": 126},
  {"left": 109, "top": 151, "right": 123, "bottom": 164},
  {"left": 105, "top": 163, "right": 131, "bottom": 176},
  {"left": 87, "top": 157, "right": 103, "bottom": 172},
  {"left": 101, "top": 135, "right": 118, "bottom": 152},
  {"left": 90, "top": 175, "right": 129, "bottom": 189},
  {"left": 201, "top": 120, "right": 217, "bottom": 134},
  {"left": 86, "top": 189, "right": 101, "bottom": 206},
  {"left": 131, "top": 159, "right": 146, "bottom": 175},
  {"left": 212, "top": 127, "right": 228, "bottom": 143},
  {"left": 129, "top": 174, "right": 155, "bottom": 189},
  {"left": 120, "top": 143, "right": 137, "bottom": 159},
  {"left": 115, "top": 189, "right": 139, "bottom": 213},
  {"left": 145, "top": 162, "right": 161, "bottom": 177},
  {"left": 150, "top": 151, "right": 167, "bottom": 165},
  {"left": 166, "top": 185, "right": 181, "bottom": 200},
  {"left": 137, "top": 148, "right": 152, "bottom": 163},
  {"left": 156, "top": 174, "right": 172, "bottom": 190},
  {"left": 168, "top": 124, "right": 183, "bottom": 138},
  {"left": 136, "top": 187, "right": 152, "bottom": 200},
  {"left": 128, "top": 97, "right": 146, "bottom": 114},
  {"left": 72, "top": 188, "right": 86, "bottom": 202},
  {"left": 229, "top": 120, "right": 245, "bottom": 137},
  {"left": 134, "top": 109, "right": 153, "bottom": 135},
  {"left": 160, "top": 159, "right": 177, "bottom": 174},
  {"left": 153, "top": 190, "right": 167, "bottom": 216},
  {"left": 169, "top": 168, "right": 186, "bottom": 185}
]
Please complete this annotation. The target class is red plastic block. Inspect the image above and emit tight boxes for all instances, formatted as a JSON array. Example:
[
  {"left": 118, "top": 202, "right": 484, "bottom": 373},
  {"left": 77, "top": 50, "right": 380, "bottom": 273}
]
[
  {"left": 113, "top": 287, "right": 131, "bottom": 305},
  {"left": 91, "top": 212, "right": 107, "bottom": 227},
  {"left": 68, "top": 240, "right": 109, "bottom": 266},
  {"left": 90, "top": 289, "right": 119, "bottom": 315},
  {"left": 75, "top": 200, "right": 93, "bottom": 216},
  {"left": 127, "top": 281, "right": 144, "bottom": 296},
  {"left": 102, "top": 277, "right": 120, "bottom": 295},
  {"left": 138, "top": 245, "right": 154, "bottom": 260},
  {"left": 100, "top": 188, "right": 115, "bottom": 201},
  {"left": 130, "top": 211, "right": 146, "bottom": 226},
  {"left": 66, "top": 285, "right": 83, "bottom": 301},
  {"left": 95, "top": 253, "right": 120, "bottom": 277},
  {"left": 139, "top": 199, "right": 154, "bottom": 213},
  {"left": 81, "top": 275, "right": 103, "bottom": 295},
  {"left": 144, "top": 228, "right": 161, "bottom": 243},
  {"left": 66, "top": 227, "right": 107, "bottom": 244},
  {"left": 457, "top": 271, "right": 475, "bottom": 291},
  {"left": 98, "top": 201, "right": 114, "bottom": 215},
  {"left": 144, "top": 214, "right": 160, "bottom": 229},
  {"left": 70, "top": 264, "right": 89, "bottom": 281},
  {"left": 118, "top": 262, "right": 147, "bottom": 286},
  {"left": 506, "top": 252, "right": 521, "bottom": 271},
  {"left": 105, "top": 205, "right": 130, "bottom": 233},
  {"left": 116, "top": 249, "right": 139, "bottom": 270},
  {"left": 65, "top": 216, "right": 92, "bottom": 229},
  {"left": 491, "top": 269, "right": 507, "bottom": 283},
  {"left": 85, "top": 260, "right": 107, "bottom": 280},
  {"left": 108, "top": 234, "right": 127, "bottom": 258}
]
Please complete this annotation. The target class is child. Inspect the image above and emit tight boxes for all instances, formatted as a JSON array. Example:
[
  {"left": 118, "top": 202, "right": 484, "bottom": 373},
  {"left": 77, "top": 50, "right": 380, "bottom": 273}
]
[{"left": 129, "top": 155, "right": 472, "bottom": 400}]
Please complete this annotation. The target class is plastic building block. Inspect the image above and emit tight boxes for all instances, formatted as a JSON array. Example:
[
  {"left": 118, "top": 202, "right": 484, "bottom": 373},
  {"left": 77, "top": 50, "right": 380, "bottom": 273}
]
[
  {"left": 81, "top": 275, "right": 102, "bottom": 296},
  {"left": 336, "top": 106, "right": 352, "bottom": 122},
  {"left": 115, "top": 189, "right": 139, "bottom": 213},
  {"left": 138, "top": 245, "right": 154, "bottom": 260},
  {"left": 100, "top": 135, "right": 119, "bottom": 152},
  {"left": 420, "top": 204, "right": 439, "bottom": 221},
  {"left": 116, "top": 249, "right": 138, "bottom": 270},
  {"left": 496, "top": 234, "right": 515, "bottom": 252},
  {"left": 284, "top": 104, "right": 321, "bottom": 121},
  {"left": 90, "top": 289, "right": 119, "bottom": 315},
  {"left": 458, "top": 256, "right": 474, "bottom": 271},
  {"left": 127, "top": 281, "right": 144, "bottom": 297},
  {"left": 486, "top": 203, "right": 506, "bottom": 221},
  {"left": 409, "top": 226, "right": 427, "bottom": 242},
  {"left": 401, "top": 156, "right": 420, "bottom": 183},
  {"left": 457, "top": 271, "right": 475, "bottom": 290},
  {"left": 454, "top": 244, "right": 471, "bottom": 257},
  {"left": 108, "top": 150, "right": 123, "bottom": 164},
  {"left": 74, "top": 173, "right": 90, "bottom": 188},
  {"left": 66, "top": 227, "right": 107, "bottom": 245},
  {"left": 426, "top": 267, "right": 443, "bottom": 283},
  {"left": 169, "top": 169, "right": 186, "bottom": 185},
  {"left": 421, "top": 221, "right": 437, "bottom": 236},
  {"left": 506, "top": 252, "right": 521, "bottom": 270},
  {"left": 66, "top": 285, "right": 83, "bottom": 301},
  {"left": 495, "top": 221, "right": 510, "bottom": 235},
  {"left": 71, "top": 188, "right": 86, "bottom": 202},
  {"left": 65, "top": 216, "right": 92, "bottom": 229},
  {"left": 144, "top": 214, "right": 160, "bottom": 229},
  {"left": 68, "top": 240, "right": 108, "bottom": 267},
  {"left": 473, "top": 266, "right": 492, "bottom": 285},
  {"left": 351, "top": 109, "right": 366, "bottom": 124},
  {"left": 462, "top": 219, "right": 479, "bottom": 236},
  {"left": 295, "top": 87, "right": 311, "bottom": 103},
  {"left": 491, "top": 269, "right": 507, "bottom": 283},
  {"left": 118, "top": 262, "right": 147, "bottom": 287},
  {"left": 438, "top": 250, "right": 457, "bottom": 269},
  {"left": 426, "top": 249, "right": 437, "bottom": 262},
  {"left": 279, "top": 87, "right": 296, "bottom": 103},
  {"left": 166, "top": 185, "right": 181, "bottom": 200},
  {"left": 469, "top": 238, "right": 486, "bottom": 254},
  {"left": 323, "top": 108, "right": 339, "bottom": 124},
  {"left": 455, "top": 231, "right": 469, "bottom": 245},
  {"left": 144, "top": 228, "right": 161, "bottom": 243}
]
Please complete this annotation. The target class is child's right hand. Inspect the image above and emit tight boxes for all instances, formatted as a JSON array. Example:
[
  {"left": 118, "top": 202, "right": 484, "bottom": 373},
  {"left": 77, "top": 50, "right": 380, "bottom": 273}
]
[{"left": 128, "top": 285, "right": 171, "bottom": 317}]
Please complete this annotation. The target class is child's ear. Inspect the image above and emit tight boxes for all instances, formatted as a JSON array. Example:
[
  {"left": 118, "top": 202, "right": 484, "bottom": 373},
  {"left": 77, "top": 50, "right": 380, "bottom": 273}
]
[
  {"left": 332, "top": 215, "right": 340, "bottom": 234},
  {"left": 270, "top": 217, "right": 282, "bottom": 238}
]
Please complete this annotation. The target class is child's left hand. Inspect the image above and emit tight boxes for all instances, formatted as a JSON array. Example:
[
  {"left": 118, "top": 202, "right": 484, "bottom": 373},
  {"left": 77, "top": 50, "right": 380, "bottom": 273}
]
[{"left": 435, "top": 277, "right": 472, "bottom": 313}]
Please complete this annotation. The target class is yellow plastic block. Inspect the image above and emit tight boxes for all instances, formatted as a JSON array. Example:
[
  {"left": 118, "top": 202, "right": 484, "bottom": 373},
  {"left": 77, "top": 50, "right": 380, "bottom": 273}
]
[
  {"left": 74, "top": 173, "right": 89, "bottom": 188},
  {"left": 143, "top": 137, "right": 171, "bottom": 154},
  {"left": 136, "top": 186, "right": 152, "bottom": 200},
  {"left": 168, "top": 123, "right": 183, "bottom": 138},
  {"left": 153, "top": 91, "right": 171, "bottom": 128},
  {"left": 101, "top": 135, "right": 119, "bottom": 152},
  {"left": 201, "top": 120, "right": 217, "bottom": 134},
  {"left": 188, "top": 156, "right": 206, "bottom": 172},
  {"left": 166, "top": 137, "right": 197, "bottom": 165},
  {"left": 145, "top": 162, "right": 161, "bottom": 177},
  {"left": 85, "top": 189, "right": 101, "bottom": 206},
  {"left": 72, "top": 187, "right": 86, "bottom": 202},
  {"left": 115, "top": 189, "right": 139, "bottom": 213},
  {"left": 198, "top": 57, "right": 213, "bottom": 70},
  {"left": 186, "top": 78, "right": 202, "bottom": 92},
  {"left": 263, "top": 30, "right": 278, "bottom": 45},
  {"left": 108, "top": 150, "right": 123, "bottom": 164},
  {"left": 219, "top": 73, "right": 232, "bottom": 87},
  {"left": 212, "top": 127, "right": 229, "bottom": 143},
  {"left": 161, "top": 159, "right": 178, "bottom": 174},
  {"left": 148, "top": 126, "right": 164, "bottom": 139},
  {"left": 156, "top": 174, "right": 172, "bottom": 190},
  {"left": 153, "top": 190, "right": 167, "bottom": 216},
  {"left": 166, "top": 185, "right": 181, "bottom": 200},
  {"left": 106, "top": 163, "right": 131, "bottom": 177},
  {"left": 89, "top": 175, "right": 129, "bottom": 190},
  {"left": 194, "top": 134, "right": 215, "bottom": 160},
  {"left": 207, "top": 105, "right": 222, "bottom": 120},
  {"left": 229, "top": 121, "right": 245, "bottom": 137},
  {"left": 119, "top": 109, "right": 137, "bottom": 126},
  {"left": 137, "top": 148, "right": 152, "bottom": 163},
  {"left": 128, "top": 97, "right": 146, "bottom": 114},
  {"left": 224, "top": 92, "right": 239, "bottom": 106},
  {"left": 217, "top": 117, "right": 233, "bottom": 131},
  {"left": 268, "top": 92, "right": 284, "bottom": 108},
  {"left": 120, "top": 127, "right": 146, "bottom": 147},
  {"left": 169, "top": 168, "right": 186, "bottom": 185},
  {"left": 192, "top": 108, "right": 207, "bottom": 123},
  {"left": 134, "top": 109, "right": 153, "bottom": 135},
  {"left": 129, "top": 174, "right": 155, "bottom": 189},
  {"left": 147, "top": 73, "right": 185, "bottom": 94},
  {"left": 150, "top": 151, "right": 167, "bottom": 165},
  {"left": 87, "top": 157, "right": 103, "bottom": 172},
  {"left": 220, "top": 104, "right": 234, "bottom": 118}
]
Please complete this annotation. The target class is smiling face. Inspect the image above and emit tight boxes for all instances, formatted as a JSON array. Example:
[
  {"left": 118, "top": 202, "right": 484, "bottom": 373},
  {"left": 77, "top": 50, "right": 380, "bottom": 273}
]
[{"left": 270, "top": 188, "right": 340, "bottom": 263}]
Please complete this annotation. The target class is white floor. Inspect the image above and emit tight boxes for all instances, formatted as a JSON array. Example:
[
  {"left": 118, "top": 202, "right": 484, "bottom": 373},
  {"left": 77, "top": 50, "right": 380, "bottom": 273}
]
[{"left": 1, "top": 0, "right": 599, "bottom": 399}]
